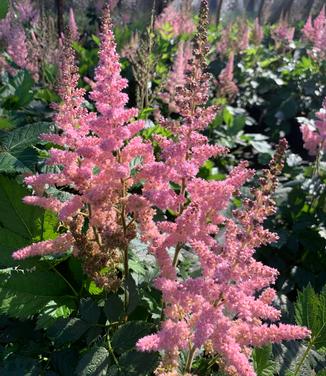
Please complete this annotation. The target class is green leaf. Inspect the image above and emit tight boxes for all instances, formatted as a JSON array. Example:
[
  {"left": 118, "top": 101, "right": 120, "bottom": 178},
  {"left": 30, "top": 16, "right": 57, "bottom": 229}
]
[
  {"left": 75, "top": 347, "right": 110, "bottom": 376},
  {"left": 79, "top": 298, "right": 101, "bottom": 325},
  {"left": 0, "top": 176, "right": 57, "bottom": 267},
  {"left": 125, "top": 274, "right": 140, "bottom": 314},
  {"left": 295, "top": 285, "right": 326, "bottom": 349},
  {"left": 0, "top": 355, "right": 41, "bottom": 376},
  {"left": 36, "top": 299, "right": 75, "bottom": 330},
  {"left": 111, "top": 321, "right": 155, "bottom": 354},
  {"left": 0, "top": 0, "right": 9, "bottom": 20},
  {"left": 0, "top": 122, "right": 53, "bottom": 173},
  {"left": 51, "top": 349, "right": 79, "bottom": 376},
  {"left": 0, "top": 269, "right": 70, "bottom": 319},
  {"left": 252, "top": 345, "right": 276, "bottom": 376},
  {"left": 119, "top": 350, "right": 159, "bottom": 376},
  {"left": 104, "top": 294, "right": 124, "bottom": 322},
  {"left": 47, "top": 317, "right": 90, "bottom": 345}
]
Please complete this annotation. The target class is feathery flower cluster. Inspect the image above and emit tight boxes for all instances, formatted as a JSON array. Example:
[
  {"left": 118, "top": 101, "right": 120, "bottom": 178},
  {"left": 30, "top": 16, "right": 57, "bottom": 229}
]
[
  {"left": 300, "top": 98, "right": 326, "bottom": 156},
  {"left": 218, "top": 51, "right": 239, "bottom": 100},
  {"left": 0, "top": 8, "right": 38, "bottom": 78},
  {"left": 216, "top": 20, "right": 250, "bottom": 58},
  {"left": 14, "top": 0, "right": 39, "bottom": 24},
  {"left": 159, "top": 41, "right": 193, "bottom": 113},
  {"left": 68, "top": 8, "right": 79, "bottom": 41},
  {"left": 252, "top": 18, "right": 264, "bottom": 46},
  {"left": 302, "top": 6, "right": 326, "bottom": 61},
  {"left": 271, "top": 20, "right": 295, "bottom": 49},
  {"left": 13, "top": 8, "right": 152, "bottom": 290},
  {"left": 136, "top": 2, "right": 309, "bottom": 375},
  {"left": 12, "top": 2, "right": 310, "bottom": 375},
  {"left": 155, "top": 3, "right": 195, "bottom": 38}
]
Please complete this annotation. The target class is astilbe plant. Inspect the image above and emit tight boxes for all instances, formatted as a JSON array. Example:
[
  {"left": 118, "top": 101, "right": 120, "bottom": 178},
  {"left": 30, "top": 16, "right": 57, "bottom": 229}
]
[
  {"left": 13, "top": 8, "right": 153, "bottom": 292},
  {"left": 155, "top": 2, "right": 195, "bottom": 38},
  {"left": 300, "top": 97, "right": 326, "bottom": 156},
  {"left": 136, "top": 1, "right": 309, "bottom": 375},
  {"left": 0, "top": 2, "right": 39, "bottom": 79},
  {"left": 302, "top": 6, "right": 326, "bottom": 61},
  {"left": 271, "top": 20, "right": 295, "bottom": 50},
  {"left": 12, "top": 2, "right": 310, "bottom": 376},
  {"left": 218, "top": 51, "right": 239, "bottom": 101},
  {"left": 159, "top": 41, "right": 193, "bottom": 114}
]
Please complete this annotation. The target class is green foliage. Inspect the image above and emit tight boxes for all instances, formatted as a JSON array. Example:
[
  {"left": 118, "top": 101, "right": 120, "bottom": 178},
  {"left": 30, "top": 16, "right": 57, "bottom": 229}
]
[
  {"left": 295, "top": 285, "right": 326, "bottom": 349},
  {"left": 111, "top": 321, "right": 155, "bottom": 354},
  {"left": 75, "top": 347, "right": 110, "bottom": 376},
  {"left": 0, "top": 269, "right": 71, "bottom": 319},
  {"left": 253, "top": 345, "right": 277, "bottom": 376},
  {"left": 0, "top": 122, "right": 53, "bottom": 173},
  {"left": 0, "top": 0, "right": 9, "bottom": 19}
]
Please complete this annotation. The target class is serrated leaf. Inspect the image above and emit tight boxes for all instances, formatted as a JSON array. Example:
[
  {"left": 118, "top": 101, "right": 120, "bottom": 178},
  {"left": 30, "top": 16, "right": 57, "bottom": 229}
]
[
  {"left": 0, "top": 269, "right": 70, "bottom": 319},
  {"left": 79, "top": 298, "right": 101, "bottom": 325},
  {"left": 295, "top": 285, "right": 326, "bottom": 349},
  {"left": 51, "top": 349, "right": 79, "bottom": 376},
  {"left": 0, "top": 122, "right": 53, "bottom": 173},
  {"left": 111, "top": 321, "right": 155, "bottom": 354},
  {"left": 104, "top": 294, "right": 124, "bottom": 322},
  {"left": 253, "top": 345, "right": 276, "bottom": 376},
  {"left": 119, "top": 350, "right": 159, "bottom": 376},
  {"left": 36, "top": 299, "right": 75, "bottom": 330},
  {"left": 0, "top": 355, "right": 41, "bottom": 375},
  {"left": 47, "top": 317, "right": 90, "bottom": 345},
  {"left": 0, "top": 176, "right": 58, "bottom": 268},
  {"left": 75, "top": 346, "right": 110, "bottom": 376},
  {"left": 125, "top": 274, "right": 140, "bottom": 314}
]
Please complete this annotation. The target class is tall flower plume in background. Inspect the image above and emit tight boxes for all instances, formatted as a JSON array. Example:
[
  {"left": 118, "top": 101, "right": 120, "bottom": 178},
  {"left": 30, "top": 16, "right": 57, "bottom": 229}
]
[
  {"left": 302, "top": 6, "right": 326, "bottom": 61},
  {"left": 68, "top": 7, "right": 79, "bottom": 41},
  {"left": 271, "top": 19, "right": 295, "bottom": 49},
  {"left": 159, "top": 41, "right": 193, "bottom": 113},
  {"left": 13, "top": 7, "right": 153, "bottom": 292},
  {"left": 155, "top": 2, "right": 195, "bottom": 38},
  {"left": 218, "top": 51, "right": 239, "bottom": 101},
  {"left": 137, "top": 1, "right": 309, "bottom": 375},
  {"left": 252, "top": 18, "right": 264, "bottom": 46},
  {"left": 300, "top": 98, "right": 326, "bottom": 156},
  {"left": 0, "top": 3, "right": 38, "bottom": 79}
]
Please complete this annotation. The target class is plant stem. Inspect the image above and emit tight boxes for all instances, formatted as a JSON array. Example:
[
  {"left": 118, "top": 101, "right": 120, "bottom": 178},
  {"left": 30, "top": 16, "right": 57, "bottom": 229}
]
[
  {"left": 293, "top": 339, "right": 314, "bottom": 376},
  {"left": 185, "top": 345, "right": 196, "bottom": 373},
  {"left": 107, "top": 333, "right": 121, "bottom": 369},
  {"left": 172, "top": 242, "right": 182, "bottom": 267}
]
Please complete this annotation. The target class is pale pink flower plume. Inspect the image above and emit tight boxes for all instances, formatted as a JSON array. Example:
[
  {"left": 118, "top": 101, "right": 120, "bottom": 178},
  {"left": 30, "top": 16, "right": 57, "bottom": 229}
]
[
  {"left": 252, "top": 18, "right": 264, "bottom": 46},
  {"left": 12, "top": 233, "right": 74, "bottom": 260},
  {"left": 69, "top": 8, "right": 79, "bottom": 41},
  {"left": 301, "top": 98, "right": 326, "bottom": 155},
  {"left": 302, "top": 6, "right": 326, "bottom": 61},
  {"left": 218, "top": 51, "right": 239, "bottom": 100},
  {"left": 159, "top": 41, "right": 193, "bottom": 113},
  {"left": 271, "top": 20, "right": 295, "bottom": 48},
  {"left": 155, "top": 3, "right": 195, "bottom": 38}
]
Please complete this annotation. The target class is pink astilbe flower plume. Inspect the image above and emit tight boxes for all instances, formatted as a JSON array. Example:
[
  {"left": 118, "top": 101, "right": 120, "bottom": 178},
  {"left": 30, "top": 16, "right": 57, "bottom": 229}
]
[
  {"left": 218, "top": 51, "right": 239, "bottom": 100},
  {"left": 302, "top": 6, "right": 326, "bottom": 61},
  {"left": 137, "top": 1, "right": 310, "bottom": 374},
  {"left": 271, "top": 19, "right": 295, "bottom": 49},
  {"left": 13, "top": 10, "right": 153, "bottom": 290},
  {"left": 252, "top": 18, "right": 264, "bottom": 46},
  {"left": 300, "top": 97, "right": 326, "bottom": 155},
  {"left": 155, "top": 2, "right": 195, "bottom": 38},
  {"left": 68, "top": 8, "right": 79, "bottom": 41},
  {"left": 159, "top": 41, "right": 192, "bottom": 113}
]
